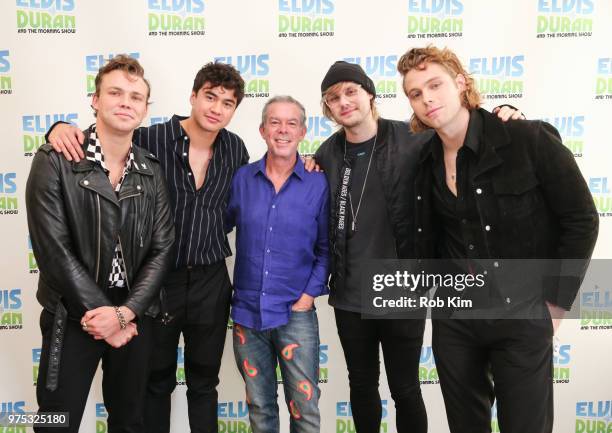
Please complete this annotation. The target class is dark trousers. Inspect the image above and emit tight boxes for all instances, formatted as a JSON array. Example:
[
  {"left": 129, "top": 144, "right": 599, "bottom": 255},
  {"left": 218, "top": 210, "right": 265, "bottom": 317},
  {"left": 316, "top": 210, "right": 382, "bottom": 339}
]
[
  {"left": 334, "top": 308, "right": 427, "bottom": 433},
  {"left": 35, "top": 309, "right": 153, "bottom": 433},
  {"left": 145, "top": 262, "right": 232, "bottom": 433},
  {"left": 432, "top": 318, "right": 554, "bottom": 433}
]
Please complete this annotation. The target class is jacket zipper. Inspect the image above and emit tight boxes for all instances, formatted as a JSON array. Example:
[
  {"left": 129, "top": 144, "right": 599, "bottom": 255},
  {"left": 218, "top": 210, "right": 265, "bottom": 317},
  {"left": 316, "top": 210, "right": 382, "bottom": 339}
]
[
  {"left": 95, "top": 194, "right": 101, "bottom": 283},
  {"left": 118, "top": 235, "right": 131, "bottom": 293},
  {"left": 117, "top": 190, "right": 142, "bottom": 292}
]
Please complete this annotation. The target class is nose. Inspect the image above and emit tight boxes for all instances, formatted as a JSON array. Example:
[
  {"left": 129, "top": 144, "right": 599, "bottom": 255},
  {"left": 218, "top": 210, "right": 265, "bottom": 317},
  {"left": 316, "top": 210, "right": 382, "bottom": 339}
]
[
  {"left": 210, "top": 99, "right": 222, "bottom": 114},
  {"left": 119, "top": 93, "right": 131, "bottom": 108},
  {"left": 338, "top": 93, "right": 351, "bottom": 107},
  {"left": 277, "top": 122, "right": 288, "bottom": 134}
]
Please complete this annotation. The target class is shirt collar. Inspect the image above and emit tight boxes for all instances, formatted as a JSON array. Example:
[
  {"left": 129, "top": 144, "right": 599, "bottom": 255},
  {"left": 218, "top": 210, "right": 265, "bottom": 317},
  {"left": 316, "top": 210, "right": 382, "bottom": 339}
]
[
  {"left": 85, "top": 124, "right": 134, "bottom": 172},
  {"left": 254, "top": 152, "right": 305, "bottom": 180},
  {"left": 431, "top": 109, "right": 482, "bottom": 161}
]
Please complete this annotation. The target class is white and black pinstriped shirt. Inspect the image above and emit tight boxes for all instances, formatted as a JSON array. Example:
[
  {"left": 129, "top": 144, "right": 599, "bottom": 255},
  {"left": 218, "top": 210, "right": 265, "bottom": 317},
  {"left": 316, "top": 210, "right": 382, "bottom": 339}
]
[{"left": 132, "top": 115, "right": 249, "bottom": 269}]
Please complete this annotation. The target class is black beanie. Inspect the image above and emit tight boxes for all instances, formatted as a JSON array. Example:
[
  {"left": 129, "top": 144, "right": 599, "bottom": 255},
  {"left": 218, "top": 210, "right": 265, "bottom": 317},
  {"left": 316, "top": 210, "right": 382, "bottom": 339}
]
[{"left": 321, "top": 61, "right": 376, "bottom": 97}]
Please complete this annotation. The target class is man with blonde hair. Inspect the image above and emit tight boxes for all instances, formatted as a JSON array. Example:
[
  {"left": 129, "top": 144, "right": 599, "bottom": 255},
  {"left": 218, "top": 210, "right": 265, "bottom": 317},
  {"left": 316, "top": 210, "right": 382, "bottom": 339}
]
[{"left": 398, "top": 45, "right": 598, "bottom": 433}]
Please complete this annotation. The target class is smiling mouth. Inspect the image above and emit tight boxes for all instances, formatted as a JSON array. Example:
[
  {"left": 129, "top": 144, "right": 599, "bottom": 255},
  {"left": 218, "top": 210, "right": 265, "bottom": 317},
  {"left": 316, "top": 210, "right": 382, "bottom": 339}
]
[
  {"left": 205, "top": 115, "right": 220, "bottom": 123},
  {"left": 115, "top": 112, "right": 133, "bottom": 119}
]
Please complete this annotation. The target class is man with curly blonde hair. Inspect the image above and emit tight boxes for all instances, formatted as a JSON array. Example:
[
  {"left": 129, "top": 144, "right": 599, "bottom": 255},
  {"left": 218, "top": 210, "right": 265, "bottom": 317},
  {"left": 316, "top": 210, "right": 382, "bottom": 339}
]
[{"left": 398, "top": 45, "right": 598, "bottom": 433}]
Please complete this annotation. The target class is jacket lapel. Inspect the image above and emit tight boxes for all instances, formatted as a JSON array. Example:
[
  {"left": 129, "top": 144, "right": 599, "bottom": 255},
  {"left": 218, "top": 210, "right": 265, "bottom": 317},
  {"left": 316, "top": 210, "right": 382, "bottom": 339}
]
[{"left": 471, "top": 108, "right": 510, "bottom": 179}]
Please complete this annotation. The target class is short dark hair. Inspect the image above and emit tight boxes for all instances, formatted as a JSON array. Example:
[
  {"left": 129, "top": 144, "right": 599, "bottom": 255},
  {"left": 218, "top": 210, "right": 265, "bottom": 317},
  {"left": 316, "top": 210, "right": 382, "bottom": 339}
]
[
  {"left": 94, "top": 54, "right": 150, "bottom": 102},
  {"left": 192, "top": 62, "right": 245, "bottom": 106}
]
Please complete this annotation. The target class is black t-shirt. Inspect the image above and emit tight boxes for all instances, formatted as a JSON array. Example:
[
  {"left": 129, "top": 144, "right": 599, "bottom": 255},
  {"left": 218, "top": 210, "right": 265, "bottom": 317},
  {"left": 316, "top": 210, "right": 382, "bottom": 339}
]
[{"left": 332, "top": 136, "right": 397, "bottom": 312}]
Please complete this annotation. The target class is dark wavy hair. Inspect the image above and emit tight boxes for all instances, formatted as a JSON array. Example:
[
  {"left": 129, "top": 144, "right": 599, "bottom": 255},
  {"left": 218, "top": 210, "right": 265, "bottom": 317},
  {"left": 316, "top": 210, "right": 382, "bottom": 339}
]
[{"left": 192, "top": 62, "right": 245, "bottom": 106}]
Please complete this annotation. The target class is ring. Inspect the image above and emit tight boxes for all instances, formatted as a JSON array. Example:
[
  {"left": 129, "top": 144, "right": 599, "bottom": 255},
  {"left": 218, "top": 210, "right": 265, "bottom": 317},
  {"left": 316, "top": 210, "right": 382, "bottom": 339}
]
[{"left": 82, "top": 322, "right": 88, "bottom": 330}]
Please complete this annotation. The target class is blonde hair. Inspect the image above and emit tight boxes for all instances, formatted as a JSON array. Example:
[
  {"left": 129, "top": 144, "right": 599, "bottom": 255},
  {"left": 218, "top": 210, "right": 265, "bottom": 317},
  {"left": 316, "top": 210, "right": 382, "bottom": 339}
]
[
  {"left": 320, "top": 81, "right": 379, "bottom": 125},
  {"left": 397, "top": 45, "right": 481, "bottom": 132}
]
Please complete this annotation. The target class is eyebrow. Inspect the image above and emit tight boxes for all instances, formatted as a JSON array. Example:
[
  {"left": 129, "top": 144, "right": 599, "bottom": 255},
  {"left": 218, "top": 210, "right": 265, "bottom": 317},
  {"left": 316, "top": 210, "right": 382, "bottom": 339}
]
[
  {"left": 107, "top": 86, "right": 146, "bottom": 97},
  {"left": 202, "top": 88, "right": 237, "bottom": 105},
  {"left": 407, "top": 76, "right": 443, "bottom": 93},
  {"left": 268, "top": 116, "right": 299, "bottom": 122}
]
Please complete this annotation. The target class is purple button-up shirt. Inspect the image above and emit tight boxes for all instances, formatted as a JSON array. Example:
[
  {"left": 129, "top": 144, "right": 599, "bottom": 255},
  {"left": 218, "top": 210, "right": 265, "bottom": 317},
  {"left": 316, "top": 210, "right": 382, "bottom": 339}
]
[{"left": 225, "top": 154, "right": 330, "bottom": 330}]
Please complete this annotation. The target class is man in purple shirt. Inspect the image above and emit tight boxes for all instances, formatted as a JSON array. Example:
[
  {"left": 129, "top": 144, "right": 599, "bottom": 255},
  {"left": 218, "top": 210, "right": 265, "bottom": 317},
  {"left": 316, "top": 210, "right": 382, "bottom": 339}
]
[{"left": 225, "top": 95, "right": 330, "bottom": 433}]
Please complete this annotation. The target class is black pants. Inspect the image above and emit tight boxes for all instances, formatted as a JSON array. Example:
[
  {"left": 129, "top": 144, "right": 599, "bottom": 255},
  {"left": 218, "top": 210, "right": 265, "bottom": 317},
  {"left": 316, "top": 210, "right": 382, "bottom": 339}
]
[
  {"left": 35, "top": 309, "right": 153, "bottom": 433},
  {"left": 145, "top": 262, "right": 232, "bottom": 433},
  {"left": 334, "top": 308, "right": 427, "bottom": 433},
  {"left": 432, "top": 318, "right": 554, "bottom": 433}
]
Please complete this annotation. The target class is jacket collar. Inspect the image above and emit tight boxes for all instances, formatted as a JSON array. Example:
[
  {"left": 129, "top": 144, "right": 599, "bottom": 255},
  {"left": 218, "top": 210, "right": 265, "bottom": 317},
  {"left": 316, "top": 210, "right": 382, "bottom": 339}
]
[
  {"left": 419, "top": 108, "right": 511, "bottom": 178},
  {"left": 472, "top": 108, "right": 510, "bottom": 178},
  {"left": 72, "top": 127, "right": 155, "bottom": 206},
  {"left": 72, "top": 127, "right": 154, "bottom": 176}
]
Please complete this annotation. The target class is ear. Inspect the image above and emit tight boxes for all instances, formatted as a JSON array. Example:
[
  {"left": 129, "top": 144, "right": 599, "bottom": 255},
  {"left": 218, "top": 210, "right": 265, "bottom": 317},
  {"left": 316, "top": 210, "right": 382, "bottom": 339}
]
[
  {"left": 259, "top": 125, "right": 265, "bottom": 139},
  {"left": 455, "top": 73, "right": 467, "bottom": 91},
  {"left": 190, "top": 91, "right": 197, "bottom": 106},
  {"left": 91, "top": 94, "right": 99, "bottom": 112}
]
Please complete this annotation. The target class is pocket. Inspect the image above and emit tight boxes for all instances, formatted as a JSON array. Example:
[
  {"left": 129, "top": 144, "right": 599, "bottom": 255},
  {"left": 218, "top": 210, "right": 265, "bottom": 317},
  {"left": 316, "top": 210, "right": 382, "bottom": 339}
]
[{"left": 493, "top": 173, "right": 541, "bottom": 219}]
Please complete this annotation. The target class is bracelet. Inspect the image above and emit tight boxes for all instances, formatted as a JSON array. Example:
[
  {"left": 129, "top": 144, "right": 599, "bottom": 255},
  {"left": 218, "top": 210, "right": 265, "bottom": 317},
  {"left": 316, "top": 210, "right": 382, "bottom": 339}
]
[{"left": 114, "top": 306, "right": 127, "bottom": 330}]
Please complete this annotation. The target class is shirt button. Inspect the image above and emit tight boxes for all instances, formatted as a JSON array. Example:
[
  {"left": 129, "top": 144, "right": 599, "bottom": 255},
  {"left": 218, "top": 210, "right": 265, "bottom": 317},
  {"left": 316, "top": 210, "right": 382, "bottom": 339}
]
[
  {"left": 188, "top": 172, "right": 192, "bottom": 176},
  {"left": 493, "top": 261, "right": 500, "bottom": 268},
  {"left": 183, "top": 152, "right": 187, "bottom": 157},
  {"left": 264, "top": 271, "right": 268, "bottom": 275},
  {"left": 505, "top": 297, "right": 512, "bottom": 304},
  {"left": 417, "top": 228, "right": 422, "bottom": 233},
  {"left": 269, "top": 227, "right": 273, "bottom": 231},
  {"left": 184, "top": 136, "right": 188, "bottom": 141},
  {"left": 461, "top": 219, "right": 467, "bottom": 224},
  {"left": 83, "top": 180, "right": 89, "bottom": 186},
  {"left": 136, "top": 185, "right": 142, "bottom": 190},
  {"left": 483, "top": 270, "right": 488, "bottom": 275},
  {"left": 485, "top": 225, "right": 491, "bottom": 231},
  {"left": 272, "top": 205, "right": 276, "bottom": 209},
  {"left": 262, "top": 292, "right": 266, "bottom": 296},
  {"left": 476, "top": 188, "right": 482, "bottom": 195},
  {"left": 468, "top": 244, "right": 474, "bottom": 250},
  {"left": 417, "top": 195, "right": 422, "bottom": 200},
  {"left": 266, "top": 249, "right": 270, "bottom": 253}
]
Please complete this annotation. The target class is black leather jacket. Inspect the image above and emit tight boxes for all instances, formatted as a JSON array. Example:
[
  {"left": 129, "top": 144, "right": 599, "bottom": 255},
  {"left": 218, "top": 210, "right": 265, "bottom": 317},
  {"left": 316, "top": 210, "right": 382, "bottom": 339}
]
[
  {"left": 26, "top": 132, "right": 175, "bottom": 321},
  {"left": 315, "top": 118, "right": 432, "bottom": 293}
]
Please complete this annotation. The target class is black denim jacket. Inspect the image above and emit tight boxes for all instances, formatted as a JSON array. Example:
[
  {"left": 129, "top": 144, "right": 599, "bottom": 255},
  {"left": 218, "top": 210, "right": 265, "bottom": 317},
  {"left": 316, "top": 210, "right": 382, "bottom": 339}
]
[{"left": 413, "top": 109, "right": 598, "bottom": 310}]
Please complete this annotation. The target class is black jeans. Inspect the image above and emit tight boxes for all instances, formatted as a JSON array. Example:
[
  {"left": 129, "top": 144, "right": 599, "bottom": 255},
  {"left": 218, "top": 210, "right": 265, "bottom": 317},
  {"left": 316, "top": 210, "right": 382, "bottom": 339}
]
[
  {"left": 145, "top": 262, "right": 232, "bottom": 433},
  {"left": 432, "top": 318, "right": 554, "bottom": 433},
  {"left": 334, "top": 308, "right": 427, "bottom": 433},
  {"left": 36, "top": 308, "right": 153, "bottom": 433}
]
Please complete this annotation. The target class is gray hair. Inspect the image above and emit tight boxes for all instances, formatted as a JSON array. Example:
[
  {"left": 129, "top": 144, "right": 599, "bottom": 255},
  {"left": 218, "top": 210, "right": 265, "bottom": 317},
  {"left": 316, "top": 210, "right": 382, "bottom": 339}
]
[{"left": 260, "top": 95, "right": 307, "bottom": 128}]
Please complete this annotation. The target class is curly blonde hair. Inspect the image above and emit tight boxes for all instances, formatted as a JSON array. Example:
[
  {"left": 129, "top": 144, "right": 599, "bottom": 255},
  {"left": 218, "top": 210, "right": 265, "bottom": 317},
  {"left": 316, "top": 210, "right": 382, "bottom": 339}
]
[{"left": 397, "top": 45, "right": 481, "bottom": 132}]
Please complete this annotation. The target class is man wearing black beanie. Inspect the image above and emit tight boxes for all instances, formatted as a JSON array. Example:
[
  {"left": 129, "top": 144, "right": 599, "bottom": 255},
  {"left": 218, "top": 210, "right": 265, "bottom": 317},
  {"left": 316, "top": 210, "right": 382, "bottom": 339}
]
[{"left": 311, "top": 60, "right": 522, "bottom": 433}]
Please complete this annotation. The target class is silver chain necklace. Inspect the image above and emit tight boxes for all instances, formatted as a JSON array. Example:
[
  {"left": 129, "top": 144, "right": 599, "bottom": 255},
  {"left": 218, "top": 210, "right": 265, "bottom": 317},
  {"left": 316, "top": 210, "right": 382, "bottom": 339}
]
[{"left": 344, "top": 133, "right": 377, "bottom": 232}]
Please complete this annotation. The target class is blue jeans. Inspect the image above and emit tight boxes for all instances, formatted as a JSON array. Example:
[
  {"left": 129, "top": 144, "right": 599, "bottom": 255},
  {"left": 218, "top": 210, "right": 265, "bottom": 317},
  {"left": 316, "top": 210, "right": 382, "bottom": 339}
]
[{"left": 233, "top": 309, "right": 321, "bottom": 433}]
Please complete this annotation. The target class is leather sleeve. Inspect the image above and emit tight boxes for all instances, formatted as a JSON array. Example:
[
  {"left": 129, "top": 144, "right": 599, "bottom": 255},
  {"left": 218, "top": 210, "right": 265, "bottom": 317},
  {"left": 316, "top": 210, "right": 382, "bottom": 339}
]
[{"left": 26, "top": 148, "right": 112, "bottom": 316}]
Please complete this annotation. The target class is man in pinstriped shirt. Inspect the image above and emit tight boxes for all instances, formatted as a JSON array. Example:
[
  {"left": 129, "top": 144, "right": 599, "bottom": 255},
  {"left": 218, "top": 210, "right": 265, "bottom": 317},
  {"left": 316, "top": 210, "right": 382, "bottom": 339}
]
[{"left": 47, "top": 62, "right": 249, "bottom": 433}]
